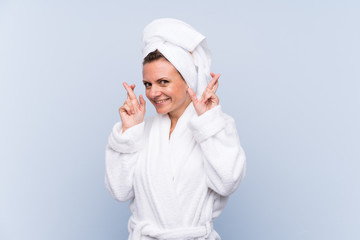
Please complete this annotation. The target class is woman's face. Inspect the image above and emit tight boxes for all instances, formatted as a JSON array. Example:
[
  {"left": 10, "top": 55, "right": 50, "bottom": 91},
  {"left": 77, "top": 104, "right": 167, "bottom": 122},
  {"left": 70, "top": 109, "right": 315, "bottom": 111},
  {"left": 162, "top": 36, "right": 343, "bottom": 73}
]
[{"left": 143, "top": 58, "right": 191, "bottom": 118}]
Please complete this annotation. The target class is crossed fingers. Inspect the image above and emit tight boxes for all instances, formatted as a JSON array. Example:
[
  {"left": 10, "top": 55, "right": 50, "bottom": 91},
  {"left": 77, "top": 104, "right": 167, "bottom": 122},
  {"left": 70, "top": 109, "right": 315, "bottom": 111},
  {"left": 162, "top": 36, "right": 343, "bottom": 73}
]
[
  {"left": 207, "top": 72, "right": 220, "bottom": 93},
  {"left": 199, "top": 72, "right": 220, "bottom": 101},
  {"left": 187, "top": 72, "right": 220, "bottom": 116},
  {"left": 123, "top": 82, "right": 137, "bottom": 101},
  {"left": 122, "top": 82, "right": 142, "bottom": 115}
]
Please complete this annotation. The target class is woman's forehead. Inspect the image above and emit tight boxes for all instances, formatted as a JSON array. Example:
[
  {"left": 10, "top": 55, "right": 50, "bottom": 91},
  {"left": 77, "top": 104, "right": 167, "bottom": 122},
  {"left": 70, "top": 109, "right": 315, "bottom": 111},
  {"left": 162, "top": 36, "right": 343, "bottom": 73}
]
[{"left": 143, "top": 59, "right": 179, "bottom": 81}]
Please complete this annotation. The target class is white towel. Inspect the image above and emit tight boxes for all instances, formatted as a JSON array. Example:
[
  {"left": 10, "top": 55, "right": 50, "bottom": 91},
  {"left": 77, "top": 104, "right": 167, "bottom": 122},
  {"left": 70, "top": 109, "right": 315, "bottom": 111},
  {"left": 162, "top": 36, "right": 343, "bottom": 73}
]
[{"left": 142, "top": 18, "right": 212, "bottom": 97}]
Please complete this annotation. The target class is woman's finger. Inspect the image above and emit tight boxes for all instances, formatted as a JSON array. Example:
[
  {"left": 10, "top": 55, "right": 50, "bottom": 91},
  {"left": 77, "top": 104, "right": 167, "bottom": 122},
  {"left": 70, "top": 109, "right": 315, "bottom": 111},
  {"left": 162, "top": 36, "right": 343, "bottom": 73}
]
[
  {"left": 124, "top": 104, "right": 133, "bottom": 115},
  {"left": 212, "top": 94, "right": 220, "bottom": 105},
  {"left": 187, "top": 88, "right": 198, "bottom": 103},
  {"left": 207, "top": 73, "right": 220, "bottom": 90},
  {"left": 202, "top": 89, "right": 213, "bottom": 103},
  {"left": 119, "top": 105, "right": 129, "bottom": 115},
  {"left": 139, "top": 94, "right": 146, "bottom": 109},
  {"left": 123, "top": 82, "right": 137, "bottom": 100},
  {"left": 212, "top": 80, "right": 219, "bottom": 93},
  {"left": 215, "top": 94, "right": 219, "bottom": 104},
  {"left": 123, "top": 97, "right": 136, "bottom": 114},
  {"left": 124, "top": 82, "right": 141, "bottom": 109},
  {"left": 129, "top": 101, "right": 136, "bottom": 114}
]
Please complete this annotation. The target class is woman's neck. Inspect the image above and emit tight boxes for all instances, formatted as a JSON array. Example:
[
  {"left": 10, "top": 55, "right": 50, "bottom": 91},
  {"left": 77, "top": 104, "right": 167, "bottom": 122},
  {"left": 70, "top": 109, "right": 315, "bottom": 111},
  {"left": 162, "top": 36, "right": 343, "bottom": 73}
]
[{"left": 168, "top": 99, "right": 191, "bottom": 138}]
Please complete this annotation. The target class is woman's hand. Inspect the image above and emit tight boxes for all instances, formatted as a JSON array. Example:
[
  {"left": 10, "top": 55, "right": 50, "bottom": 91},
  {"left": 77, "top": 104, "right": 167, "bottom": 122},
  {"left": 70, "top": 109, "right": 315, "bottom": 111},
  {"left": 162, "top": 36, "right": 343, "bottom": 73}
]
[
  {"left": 119, "top": 82, "right": 146, "bottom": 133},
  {"left": 187, "top": 72, "right": 220, "bottom": 116}
]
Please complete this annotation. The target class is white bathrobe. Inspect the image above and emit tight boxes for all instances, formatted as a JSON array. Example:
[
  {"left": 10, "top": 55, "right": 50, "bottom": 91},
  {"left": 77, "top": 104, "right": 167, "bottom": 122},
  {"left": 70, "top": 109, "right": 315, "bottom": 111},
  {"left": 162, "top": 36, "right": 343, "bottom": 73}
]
[{"left": 105, "top": 104, "right": 246, "bottom": 240}]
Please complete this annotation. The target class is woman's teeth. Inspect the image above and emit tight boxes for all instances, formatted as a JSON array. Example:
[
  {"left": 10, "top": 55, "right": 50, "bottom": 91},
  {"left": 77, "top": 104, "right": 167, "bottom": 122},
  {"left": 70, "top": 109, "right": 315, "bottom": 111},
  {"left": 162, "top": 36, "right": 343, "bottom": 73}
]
[{"left": 156, "top": 99, "right": 169, "bottom": 104}]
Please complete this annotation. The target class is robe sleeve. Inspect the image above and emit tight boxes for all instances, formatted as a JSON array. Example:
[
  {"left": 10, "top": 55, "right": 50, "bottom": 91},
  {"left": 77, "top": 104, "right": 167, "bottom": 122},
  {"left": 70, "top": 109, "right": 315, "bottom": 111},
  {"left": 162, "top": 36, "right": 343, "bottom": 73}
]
[
  {"left": 105, "top": 121, "right": 145, "bottom": 202},
  {"left": 188, "top": 105, "right": 246, "bottom": 197}
]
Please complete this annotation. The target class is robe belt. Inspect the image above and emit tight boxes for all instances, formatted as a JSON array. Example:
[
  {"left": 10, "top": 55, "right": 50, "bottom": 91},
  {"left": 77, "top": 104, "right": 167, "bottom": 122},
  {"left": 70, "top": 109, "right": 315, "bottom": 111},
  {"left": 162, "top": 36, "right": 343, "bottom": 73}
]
[{"left": 130, "top": 218, "right": 213, "bottom": 240}]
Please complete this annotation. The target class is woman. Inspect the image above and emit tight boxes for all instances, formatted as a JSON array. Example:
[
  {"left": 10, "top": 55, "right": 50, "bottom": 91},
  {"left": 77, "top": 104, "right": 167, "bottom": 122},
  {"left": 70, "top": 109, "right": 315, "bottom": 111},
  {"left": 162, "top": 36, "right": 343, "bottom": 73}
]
[{"left": 105, "top": 18, "right": 246, "bottom": 240}]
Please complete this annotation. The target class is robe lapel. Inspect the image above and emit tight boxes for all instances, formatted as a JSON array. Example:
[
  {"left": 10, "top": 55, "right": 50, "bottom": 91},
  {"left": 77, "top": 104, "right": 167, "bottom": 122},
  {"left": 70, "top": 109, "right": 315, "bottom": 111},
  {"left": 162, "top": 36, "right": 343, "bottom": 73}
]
[
  {"left": 146, "top": 113, "right": 182, "bottom": 227},
  {"left": 143, "top": 104, "right": 207, "bottom": 228}
]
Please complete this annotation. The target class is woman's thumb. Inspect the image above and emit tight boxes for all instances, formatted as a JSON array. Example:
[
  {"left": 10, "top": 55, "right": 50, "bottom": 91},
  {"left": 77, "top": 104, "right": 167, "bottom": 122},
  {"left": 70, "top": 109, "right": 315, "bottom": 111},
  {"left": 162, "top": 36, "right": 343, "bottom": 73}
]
[{"left": 139, "top": 94, "right": 146, "bottom": 108}]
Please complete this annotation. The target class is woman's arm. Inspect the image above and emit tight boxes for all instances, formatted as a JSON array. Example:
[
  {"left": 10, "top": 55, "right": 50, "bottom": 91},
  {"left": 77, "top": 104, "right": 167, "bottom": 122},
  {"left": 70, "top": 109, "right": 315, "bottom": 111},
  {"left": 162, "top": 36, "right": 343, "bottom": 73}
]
[
  {"left": 187, "top": 73, "right": 246, "bottom": 196},
  {"left": 105, "top": 82, "right": 146, "bottom": 201},
  {"left": 189, "top": 105, "right": 246, "bottom": 197},
  {"left": 105, "top": 121, "right": 145, "bottom": 202}
]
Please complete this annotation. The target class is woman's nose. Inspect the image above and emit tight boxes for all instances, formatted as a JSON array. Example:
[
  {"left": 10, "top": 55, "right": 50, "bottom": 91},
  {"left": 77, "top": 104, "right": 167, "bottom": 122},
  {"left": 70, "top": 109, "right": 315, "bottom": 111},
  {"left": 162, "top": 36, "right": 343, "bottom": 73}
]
[{"left": 148, "top": 86, "right": 161, "bottom": 98}]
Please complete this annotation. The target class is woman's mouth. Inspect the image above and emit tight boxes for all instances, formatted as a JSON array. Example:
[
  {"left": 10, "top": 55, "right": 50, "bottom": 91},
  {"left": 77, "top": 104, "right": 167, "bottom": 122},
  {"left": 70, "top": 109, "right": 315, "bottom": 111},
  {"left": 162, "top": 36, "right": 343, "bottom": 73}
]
[{"left": 154, "top": 98, "right": 170, "bottom": 104}]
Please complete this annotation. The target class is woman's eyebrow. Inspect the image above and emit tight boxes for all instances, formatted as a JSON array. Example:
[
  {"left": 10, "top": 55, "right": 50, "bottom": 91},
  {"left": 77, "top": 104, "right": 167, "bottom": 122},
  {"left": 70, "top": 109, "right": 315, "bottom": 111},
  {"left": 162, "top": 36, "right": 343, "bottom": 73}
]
[{"left": 143, "top": 77, "right": 169, "bottom": 82}]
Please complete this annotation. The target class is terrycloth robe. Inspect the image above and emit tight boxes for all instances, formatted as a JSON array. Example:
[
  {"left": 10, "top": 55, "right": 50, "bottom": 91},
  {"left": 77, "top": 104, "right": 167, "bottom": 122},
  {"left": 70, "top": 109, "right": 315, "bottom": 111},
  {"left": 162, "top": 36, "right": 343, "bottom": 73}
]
[{"left": 105, "top": 104, "right": 246, "bottom": 240}]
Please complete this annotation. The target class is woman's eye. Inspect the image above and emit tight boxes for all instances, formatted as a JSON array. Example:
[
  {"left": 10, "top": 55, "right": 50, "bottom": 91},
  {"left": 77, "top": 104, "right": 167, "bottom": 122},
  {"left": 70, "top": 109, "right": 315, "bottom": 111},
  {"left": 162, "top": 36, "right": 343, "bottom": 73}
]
[
  {"left": 159, "top": 80, "right": 169, "bottom": 85},
  {"left": 143, "top": 82, "right": 151, "bottom": 88}
]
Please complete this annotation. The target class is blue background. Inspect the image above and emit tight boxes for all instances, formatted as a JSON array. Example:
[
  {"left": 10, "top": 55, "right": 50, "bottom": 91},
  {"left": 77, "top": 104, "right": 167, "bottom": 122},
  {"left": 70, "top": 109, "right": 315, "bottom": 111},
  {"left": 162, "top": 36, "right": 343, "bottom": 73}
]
[{"left": 1, "top": 0, "right": 359, "bottom": 239}]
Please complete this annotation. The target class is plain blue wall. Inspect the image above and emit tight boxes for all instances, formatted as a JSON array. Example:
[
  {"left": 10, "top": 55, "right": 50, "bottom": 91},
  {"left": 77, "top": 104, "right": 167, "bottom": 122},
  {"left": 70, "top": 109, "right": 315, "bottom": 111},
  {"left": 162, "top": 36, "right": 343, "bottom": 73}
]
[{"left": 1, "top": 0, "right": 359, "bottom": 239}]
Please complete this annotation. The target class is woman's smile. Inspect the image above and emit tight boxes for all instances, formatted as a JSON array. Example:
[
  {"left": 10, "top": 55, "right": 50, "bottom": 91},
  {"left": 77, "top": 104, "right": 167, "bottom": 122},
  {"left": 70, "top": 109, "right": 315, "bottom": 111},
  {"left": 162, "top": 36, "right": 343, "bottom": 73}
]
[{"left": 154, "top": 98, "right": 170, "bottom": 104}]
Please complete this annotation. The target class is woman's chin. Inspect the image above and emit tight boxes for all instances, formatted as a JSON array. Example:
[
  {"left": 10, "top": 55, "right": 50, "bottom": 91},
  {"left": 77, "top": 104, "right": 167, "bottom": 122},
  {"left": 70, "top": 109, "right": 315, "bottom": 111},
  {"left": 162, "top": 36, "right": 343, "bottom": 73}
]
[{"left": 154, "top": 107, "right": 169, "bottom": 115}]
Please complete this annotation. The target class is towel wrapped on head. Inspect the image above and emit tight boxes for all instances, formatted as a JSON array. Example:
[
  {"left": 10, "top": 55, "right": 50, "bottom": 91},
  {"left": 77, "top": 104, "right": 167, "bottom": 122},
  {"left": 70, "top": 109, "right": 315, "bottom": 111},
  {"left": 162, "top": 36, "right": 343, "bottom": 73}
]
[{"left": 142, "top": 18, "right": 211, "bottom": 97}]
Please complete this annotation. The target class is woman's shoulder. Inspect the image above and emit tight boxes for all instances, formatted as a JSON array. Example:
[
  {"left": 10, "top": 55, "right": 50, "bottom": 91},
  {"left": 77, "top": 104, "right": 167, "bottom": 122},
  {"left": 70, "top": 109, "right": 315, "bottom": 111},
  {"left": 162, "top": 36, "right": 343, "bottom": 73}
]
[
  {"left": 142, "top": 115, "right": 158, "bottom": 134},
  {"left": 143, "top": 115, "right": 156, "bottom": 126}
]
